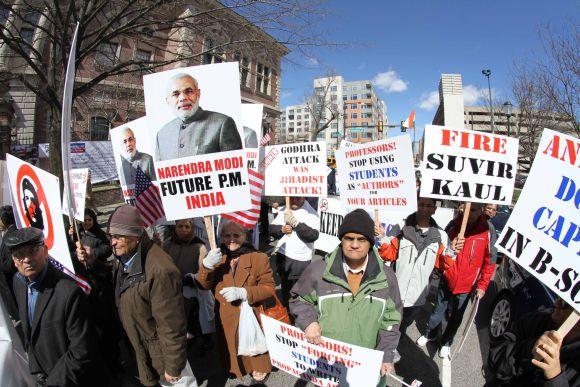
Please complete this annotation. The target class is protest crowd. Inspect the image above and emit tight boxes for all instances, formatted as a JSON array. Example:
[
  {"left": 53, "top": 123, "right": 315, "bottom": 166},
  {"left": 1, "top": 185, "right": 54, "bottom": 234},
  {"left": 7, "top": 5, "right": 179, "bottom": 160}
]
[{"left": 0, "top": 62, "right": 578, "bottom": 387}]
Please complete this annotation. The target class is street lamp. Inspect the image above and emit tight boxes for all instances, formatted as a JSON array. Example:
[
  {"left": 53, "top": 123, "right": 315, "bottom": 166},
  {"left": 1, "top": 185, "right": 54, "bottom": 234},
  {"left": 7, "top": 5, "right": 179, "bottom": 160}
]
[
  {"left": 482, "top": 69, "right": 495, "bottom": 133},
  {"left": 503, "top": 101, "right": 513, "bottom": 137}
]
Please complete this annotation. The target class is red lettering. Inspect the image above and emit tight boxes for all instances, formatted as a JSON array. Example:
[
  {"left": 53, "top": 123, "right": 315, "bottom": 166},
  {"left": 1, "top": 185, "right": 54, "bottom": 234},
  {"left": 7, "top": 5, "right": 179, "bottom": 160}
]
[{"left": 441, "top": 128, "right": 507, "bottom": 154}]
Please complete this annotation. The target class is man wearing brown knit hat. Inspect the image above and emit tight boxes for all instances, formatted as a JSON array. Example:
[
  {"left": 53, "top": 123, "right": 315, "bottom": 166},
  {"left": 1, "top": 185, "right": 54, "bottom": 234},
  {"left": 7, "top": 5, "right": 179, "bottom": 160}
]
[
  {"left": 108, "top": 204, "right": 188, "bottom": 386},
  {"left": 290, "top": 208, "right": 403, "bottom": 378}
]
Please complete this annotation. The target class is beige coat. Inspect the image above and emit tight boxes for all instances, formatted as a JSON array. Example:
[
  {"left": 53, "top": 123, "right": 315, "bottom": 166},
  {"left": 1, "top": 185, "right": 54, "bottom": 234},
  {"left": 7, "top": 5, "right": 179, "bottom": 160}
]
[{"left": 197, "top": 250, "right": 275, "bottom": 378}]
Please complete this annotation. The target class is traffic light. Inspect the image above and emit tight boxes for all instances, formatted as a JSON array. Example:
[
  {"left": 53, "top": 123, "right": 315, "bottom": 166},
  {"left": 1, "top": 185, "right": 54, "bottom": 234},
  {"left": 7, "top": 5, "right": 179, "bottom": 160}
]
[
  {"left": 377, "top": 121, "right": 384, "bottom": 133},
  {"left": 400, "top": 120, "right": 406, "bottom": 132}
]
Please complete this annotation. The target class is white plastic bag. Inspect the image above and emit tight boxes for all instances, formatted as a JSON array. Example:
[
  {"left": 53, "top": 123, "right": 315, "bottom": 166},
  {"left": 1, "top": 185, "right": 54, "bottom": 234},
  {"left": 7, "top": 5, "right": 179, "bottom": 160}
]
[
  {"left": 159, "top": 360, "right": 198, "bottom": 387},
  {"left": 237, "top": 301, "right": 268, "bottom": 356}
]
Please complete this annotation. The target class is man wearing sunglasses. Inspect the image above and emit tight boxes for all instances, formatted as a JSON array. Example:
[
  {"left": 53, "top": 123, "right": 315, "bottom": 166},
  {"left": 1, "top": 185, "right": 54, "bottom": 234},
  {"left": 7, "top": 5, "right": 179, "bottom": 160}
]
[{"left": 7, "top": 227, "right": 100, "bottom": 386}]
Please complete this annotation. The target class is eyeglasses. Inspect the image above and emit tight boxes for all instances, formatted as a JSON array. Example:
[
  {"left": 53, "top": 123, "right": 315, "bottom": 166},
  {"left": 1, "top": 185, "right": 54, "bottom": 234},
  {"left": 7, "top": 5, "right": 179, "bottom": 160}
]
[
  {"left": 12, "top": 244, "right": 43, "bottom": 261},
  {"left": 169, "top": 88, "right": 198, "bottom": 99}
]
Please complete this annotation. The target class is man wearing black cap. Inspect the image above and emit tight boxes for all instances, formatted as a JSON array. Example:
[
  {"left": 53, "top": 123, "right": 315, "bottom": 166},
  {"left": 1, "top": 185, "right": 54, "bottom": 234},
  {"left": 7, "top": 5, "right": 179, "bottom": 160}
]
[
  {"left": 290, "top": 209, "right": 403, "bottom": 377},
  {"left": 108, "top": 204, "right": 187, "bottom": 386},
  {"left": 7, "top": 227, "right": 99, "bottom": 386}
]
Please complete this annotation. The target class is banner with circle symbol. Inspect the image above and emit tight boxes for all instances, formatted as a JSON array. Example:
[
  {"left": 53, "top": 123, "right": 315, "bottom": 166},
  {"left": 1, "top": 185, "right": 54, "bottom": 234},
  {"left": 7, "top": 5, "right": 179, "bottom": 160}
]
[{"left": 6, "top": 154, "right": 74, "bottom": 273}]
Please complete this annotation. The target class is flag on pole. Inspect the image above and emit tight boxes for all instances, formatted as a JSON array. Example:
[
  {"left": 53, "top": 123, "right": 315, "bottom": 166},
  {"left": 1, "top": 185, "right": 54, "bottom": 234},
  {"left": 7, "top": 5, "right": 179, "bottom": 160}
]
[
  {"left": 402, "top": 110, "right": 415, "bottom": 129},
  {"left": 48, "top": 257, "right": 91, "bottom": 295},
  {"left": 259, "top": 132, "right": 272, "bottom": 146},
  {"left": 134, "top": 166, "right": 164, "bottom": 227},
  {"left": 222, "top": 169, "right": 264, "bottom": 228}
]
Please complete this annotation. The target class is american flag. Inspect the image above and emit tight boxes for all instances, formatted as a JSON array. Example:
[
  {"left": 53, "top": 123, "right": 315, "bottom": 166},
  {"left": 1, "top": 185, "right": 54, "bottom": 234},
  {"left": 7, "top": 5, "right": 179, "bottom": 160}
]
[
  {"left": 221, "top": 169, "right": 264, "bottom": 228},
  {"left": 135, "top": 166, "right": 164, "bottom": 227},
  {"left": 259, "top": 132, "right": 271, "bottom": 146},
  {"left": 48, "top": 257, "right": 92, "bottom": 295}
]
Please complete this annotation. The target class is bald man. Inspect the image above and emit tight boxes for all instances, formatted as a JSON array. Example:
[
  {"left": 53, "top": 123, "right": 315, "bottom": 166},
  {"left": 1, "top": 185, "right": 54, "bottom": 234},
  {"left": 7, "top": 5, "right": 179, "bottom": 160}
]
[
  {"left": 119, "top": 128, "right": 155, "bottom": 189},
  {"left": 155, "top": 73, "right": 243, "bottom": 161}
]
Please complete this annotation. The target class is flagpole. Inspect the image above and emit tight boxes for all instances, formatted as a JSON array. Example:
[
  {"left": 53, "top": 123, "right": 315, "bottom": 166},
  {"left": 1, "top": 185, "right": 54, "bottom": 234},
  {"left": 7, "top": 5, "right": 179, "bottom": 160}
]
[{"left": 60, "top": 22, "right": 83, "bottom": 256}]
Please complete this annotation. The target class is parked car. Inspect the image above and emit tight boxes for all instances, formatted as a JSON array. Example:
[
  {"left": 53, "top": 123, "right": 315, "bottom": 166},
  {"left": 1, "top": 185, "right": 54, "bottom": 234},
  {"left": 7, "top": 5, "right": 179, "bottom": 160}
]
[{"left": 488, "top": 255, "right": 556, "bottom": 338}]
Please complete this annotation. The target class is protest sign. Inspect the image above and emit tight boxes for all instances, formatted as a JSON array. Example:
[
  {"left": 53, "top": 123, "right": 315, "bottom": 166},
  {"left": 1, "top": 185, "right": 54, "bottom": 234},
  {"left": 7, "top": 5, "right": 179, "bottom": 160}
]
[
  {"left": 61, "top": 168, "right": 89, "bottom": 222},
  {"left": 6, "top": 154, "right": 74, "bottom": 273},
  {"left": 261, "top": 315, "right": 383, "bottom": 387},
  {"left": 154, "top": 150, "right": 251, "bottom": 220},
  {"left": 241, "top": 103, "right": 263, "bottom": 170},
  {"left": 420, "top": 125, "right": 519, "bottom": 205},
  {"left": 261, "top": 141, "right": 327, "bottom": 197},
  {"left": 143, "top": 62, "right": 244, "bottom": 162},
  {"left": 38, "top": 141, "right": 117, "bottom": 183},
  {"left": 335, "top": 136, "right": 417, "bottom": 214},
  {"left": 0, "top": 161, "right": 11, "bottom": 205},
  {"left": 110, "top": 117, "right": 156, "bottom": 205},
  {"left": 495, "top": 129, "right": 580, "bottom": 312},
  {"left": 315, "top": 197, "right": 408, "bottom": 253}
]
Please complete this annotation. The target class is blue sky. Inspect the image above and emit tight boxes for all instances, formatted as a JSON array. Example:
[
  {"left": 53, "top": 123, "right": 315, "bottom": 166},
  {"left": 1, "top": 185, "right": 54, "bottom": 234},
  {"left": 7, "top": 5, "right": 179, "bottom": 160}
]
[{"left": 279, "top": 0, "right": 577, "bottom": 138}]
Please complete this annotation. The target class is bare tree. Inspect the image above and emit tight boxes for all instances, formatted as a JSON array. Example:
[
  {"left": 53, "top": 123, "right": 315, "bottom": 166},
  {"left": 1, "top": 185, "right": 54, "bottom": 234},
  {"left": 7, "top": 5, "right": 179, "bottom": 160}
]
[
  {"left": 305, "top": 71, "right": 341, "bottom": 142},
  {"left": 0, "top": 0, "right": 332, "bottom": 177}
]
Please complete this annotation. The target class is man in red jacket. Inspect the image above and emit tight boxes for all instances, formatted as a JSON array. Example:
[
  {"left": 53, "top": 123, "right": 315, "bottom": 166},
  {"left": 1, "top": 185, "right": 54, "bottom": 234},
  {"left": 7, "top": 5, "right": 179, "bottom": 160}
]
[{"left": 417, "top": 202, "right": 496, "bottom": 358}]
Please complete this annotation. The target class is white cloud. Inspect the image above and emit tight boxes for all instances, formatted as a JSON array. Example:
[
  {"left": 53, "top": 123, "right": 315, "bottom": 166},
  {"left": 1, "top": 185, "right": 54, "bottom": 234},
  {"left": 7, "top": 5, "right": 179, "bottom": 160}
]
[
  {"left": 306, "top": 57, "right": 319, "bottom": 67},
  {"left": 419, "top": 91, "right": 440, "bottom": 110},
  {"left": 372, "top": 70, "right": 408, "bottom": 93},
  {"left": 463, "top": 85, "right": 486, "bottom": 105},
  {"left": 281, "top": 90, "right": 293, "bottom": 99}
]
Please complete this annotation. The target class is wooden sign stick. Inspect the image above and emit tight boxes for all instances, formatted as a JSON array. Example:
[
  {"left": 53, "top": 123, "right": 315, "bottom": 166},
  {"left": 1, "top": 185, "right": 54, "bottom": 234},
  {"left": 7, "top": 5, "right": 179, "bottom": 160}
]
[
  {"left": 557, "top": 309, "right": 580, "bottom": 337},
  {"left": 458, "top": 202, "right": 471, "bottom": 239},
  {"left": 285, "top": 197, "right": 290, "bottom": 213},
  {"left": 203, "top": 216, "right": 217, "bottom": 250}
]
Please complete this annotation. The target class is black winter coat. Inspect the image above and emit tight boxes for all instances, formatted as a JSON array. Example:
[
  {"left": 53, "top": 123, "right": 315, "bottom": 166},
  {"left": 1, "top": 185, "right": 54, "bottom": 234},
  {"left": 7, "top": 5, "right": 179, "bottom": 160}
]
[{"left": 13, "top": 262, "right": 106, "bottom": 386}]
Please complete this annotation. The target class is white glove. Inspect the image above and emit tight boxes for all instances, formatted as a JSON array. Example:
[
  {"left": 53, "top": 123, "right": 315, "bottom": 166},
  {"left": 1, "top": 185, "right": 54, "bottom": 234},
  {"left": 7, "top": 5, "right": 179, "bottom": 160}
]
[
  {"left": 284, "top": 211, "right": 299, "bottom": 227},
  {"left": 219, "top": 287, "right": 248, "bottom": 302},
  {"left": 202, "top": 248, "right": 222, "bottom": 269}
]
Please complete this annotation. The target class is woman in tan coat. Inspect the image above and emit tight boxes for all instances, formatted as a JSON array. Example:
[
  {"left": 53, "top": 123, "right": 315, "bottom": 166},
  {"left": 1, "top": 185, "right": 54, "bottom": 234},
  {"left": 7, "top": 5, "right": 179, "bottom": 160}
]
[{"left": 196, "top": 220, "right": 275, "bottom": 382}]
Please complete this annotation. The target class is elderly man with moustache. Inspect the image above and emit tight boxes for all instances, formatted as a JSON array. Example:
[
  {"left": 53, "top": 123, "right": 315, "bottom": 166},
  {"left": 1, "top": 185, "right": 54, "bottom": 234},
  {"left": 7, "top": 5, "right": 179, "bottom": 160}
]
[
  {"left": 7, "top": 227, "right": 103, "bottom": 386},
  {"left": 108, "top": 205, "right": 188, "bottom": 386},
  {"left": 118, "top": 127, "right": 156, "bottom": 189},
  {"left": 290, "top": 209, "right": 403, "bottom": 378},
  {"left": 155, "top": 73, "right": 243, "bottom": 161}
]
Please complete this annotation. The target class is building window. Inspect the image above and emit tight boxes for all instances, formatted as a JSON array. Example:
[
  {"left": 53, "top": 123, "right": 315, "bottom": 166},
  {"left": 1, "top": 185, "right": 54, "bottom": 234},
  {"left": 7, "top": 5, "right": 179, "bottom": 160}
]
[
  {"left": 330, "top": 86, "right": 337, "bottom": 92},
  {"left": 135, "top": 49, "right": 152, "bottom": 62},
  {"left": 351, "top": 103, "right": 357, "bottom": 109},
  {"left": 19, "top": 28, "right": 34, "bottom": 54},
  {"left": 297, "top": 109, "right": 302, "bottom": 113},
  {"left": 342, "top": 95, "right": 347, "bottom": 101},
  {"left": 256, "top": 63, "right": 271, "bottom": 95},
  {"left": 351, "top": 113, "right": 358, "bottom": 119},
  {"left": 202, "top": 38, "right": 225, "bottom": 64},
  {"left": 95, "top": 42, "right": 119, "bottom": 68},
  {"left": 90, "top": 117, "right": 110, "bottom": 140},
  {"left": 366, "top": 132, "right": 373, "bottom": 138},
  {"left": 351, "top": 94, "right": 358, "bottom": 100},
  {"left": 352, "top": 85, "right": 359, "bottom": 91},
  {"left": 234, "top": 54, "right": 250, "bottom": 87},
  {"left": 330, "top": 94, "right": 337, "bottom": 101},
  {"left": 331, "top": 123, "right": 338, "bottom": 129}
]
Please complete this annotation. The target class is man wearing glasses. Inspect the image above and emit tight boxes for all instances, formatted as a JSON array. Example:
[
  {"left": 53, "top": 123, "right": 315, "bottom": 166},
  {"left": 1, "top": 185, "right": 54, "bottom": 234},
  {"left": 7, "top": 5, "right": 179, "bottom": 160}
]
[
  {"left": 118, "top": 127, "right": 155, "bottom": 192},
  {"left": 108, "top": 205, "right": 187, "bottom": 386},
  {"left": 7, "top": 227, "right": 100, "bottom": 386},
  {"left": 155, "top": 73, "right": 242, "bottom": 161}
]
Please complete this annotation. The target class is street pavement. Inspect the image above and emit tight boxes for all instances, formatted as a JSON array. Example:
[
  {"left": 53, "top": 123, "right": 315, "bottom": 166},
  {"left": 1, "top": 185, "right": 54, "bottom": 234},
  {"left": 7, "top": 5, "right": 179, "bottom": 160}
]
[{"left": 97, "top": 204, "right": 497, "bottom": 387}]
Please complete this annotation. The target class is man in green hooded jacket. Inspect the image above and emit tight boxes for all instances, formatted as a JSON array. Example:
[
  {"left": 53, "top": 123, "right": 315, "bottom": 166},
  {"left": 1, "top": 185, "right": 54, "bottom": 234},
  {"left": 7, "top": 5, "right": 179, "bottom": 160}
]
[{"left": 290, "top": 209, "right": 403, "bottom": 376}]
